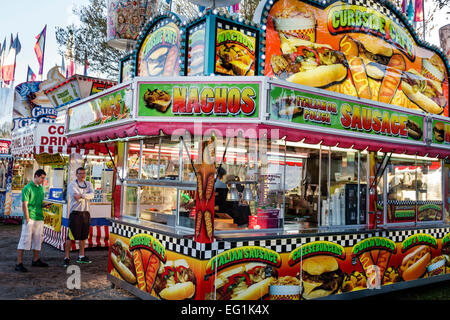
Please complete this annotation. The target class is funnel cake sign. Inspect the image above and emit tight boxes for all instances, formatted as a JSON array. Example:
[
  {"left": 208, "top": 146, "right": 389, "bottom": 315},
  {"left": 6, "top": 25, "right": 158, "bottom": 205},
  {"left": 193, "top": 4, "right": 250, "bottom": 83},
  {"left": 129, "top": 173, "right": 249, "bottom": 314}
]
[{"left": 264, "top": 0, "right": 449, "bottom": 116}]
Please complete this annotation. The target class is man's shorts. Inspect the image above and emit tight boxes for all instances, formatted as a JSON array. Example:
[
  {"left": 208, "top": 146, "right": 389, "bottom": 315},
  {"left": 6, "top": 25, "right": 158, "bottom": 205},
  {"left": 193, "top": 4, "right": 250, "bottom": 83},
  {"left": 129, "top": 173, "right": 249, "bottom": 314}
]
[
  {"left": 68, "top": 211, "right": 91, "bottom": 241},
  {"left": 17, "top": 220, "right": 44, "bottom": 251}
]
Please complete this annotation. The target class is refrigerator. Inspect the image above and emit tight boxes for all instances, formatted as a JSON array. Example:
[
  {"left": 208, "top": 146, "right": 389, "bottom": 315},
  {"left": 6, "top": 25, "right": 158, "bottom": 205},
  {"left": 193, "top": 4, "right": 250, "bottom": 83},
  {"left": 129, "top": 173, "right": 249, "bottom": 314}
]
[{"left": 345, "top": 183, "right": 367, "bottom": 225}]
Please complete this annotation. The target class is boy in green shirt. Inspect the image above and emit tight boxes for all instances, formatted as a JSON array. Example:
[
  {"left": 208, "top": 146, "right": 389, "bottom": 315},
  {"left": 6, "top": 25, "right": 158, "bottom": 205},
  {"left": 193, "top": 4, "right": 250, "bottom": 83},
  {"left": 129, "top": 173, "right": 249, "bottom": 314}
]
[{"left": 15, "top": 169, "right": 51, "bottom": 272}]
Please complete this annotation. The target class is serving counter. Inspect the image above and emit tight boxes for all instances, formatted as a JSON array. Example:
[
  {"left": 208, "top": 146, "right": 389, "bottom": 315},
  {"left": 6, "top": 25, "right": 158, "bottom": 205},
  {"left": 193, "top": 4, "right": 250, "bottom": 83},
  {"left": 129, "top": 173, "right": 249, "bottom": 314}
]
[{"left": 108, "top": 216, "right": 450, "bottom": 300}]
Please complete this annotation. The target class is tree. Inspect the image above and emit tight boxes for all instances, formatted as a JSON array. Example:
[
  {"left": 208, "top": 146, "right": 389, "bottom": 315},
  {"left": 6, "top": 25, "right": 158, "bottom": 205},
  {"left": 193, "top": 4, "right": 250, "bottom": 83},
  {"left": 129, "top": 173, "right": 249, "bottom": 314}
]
[
  {"left": 55, "top": 0, "right": 122, "bottom": 80},
  {"left": 416, "top": 0, "right": 450, "bottom": 41}
]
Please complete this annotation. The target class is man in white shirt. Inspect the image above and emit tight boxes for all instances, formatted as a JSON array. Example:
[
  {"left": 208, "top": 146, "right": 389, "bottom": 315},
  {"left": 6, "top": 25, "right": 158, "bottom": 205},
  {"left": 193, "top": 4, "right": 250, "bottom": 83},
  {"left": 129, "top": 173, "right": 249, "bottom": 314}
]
[{"left": 64, "top": 167, "right": 95, "bottom": 267}]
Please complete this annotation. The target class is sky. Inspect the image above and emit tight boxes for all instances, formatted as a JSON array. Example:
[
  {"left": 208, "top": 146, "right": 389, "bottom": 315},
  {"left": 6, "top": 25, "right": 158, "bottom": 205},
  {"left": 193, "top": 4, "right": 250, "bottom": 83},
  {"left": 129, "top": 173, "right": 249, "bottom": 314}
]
[
  {"left": 0, "top": 0, "right": 90, "bottom": 85},
  {"left": 0, "top": 0, "right": 449, "bottom": 86}
]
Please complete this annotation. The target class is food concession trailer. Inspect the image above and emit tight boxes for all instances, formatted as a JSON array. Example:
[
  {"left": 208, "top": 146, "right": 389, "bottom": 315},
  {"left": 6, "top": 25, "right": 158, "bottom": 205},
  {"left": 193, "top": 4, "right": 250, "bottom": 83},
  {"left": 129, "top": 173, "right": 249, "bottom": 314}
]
[{"left": 65, "top": 0, "right": 450, "bottom": 300}]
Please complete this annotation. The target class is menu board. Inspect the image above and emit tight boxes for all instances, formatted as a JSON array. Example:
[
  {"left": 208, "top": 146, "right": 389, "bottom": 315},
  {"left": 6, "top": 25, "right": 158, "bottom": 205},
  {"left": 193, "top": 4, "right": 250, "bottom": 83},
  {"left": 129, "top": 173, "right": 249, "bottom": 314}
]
[
  {"left": 137, "top": 18, "right": 181, "bottom": 77},
  {"left": 215, "top": 20, "right": 257, "bottom": 76},
  {"left": 187, "top": 23, "right": 206, "bottom": 76},
  {"left": 264, "top": 0, "right": 449, "bottom": 116}
]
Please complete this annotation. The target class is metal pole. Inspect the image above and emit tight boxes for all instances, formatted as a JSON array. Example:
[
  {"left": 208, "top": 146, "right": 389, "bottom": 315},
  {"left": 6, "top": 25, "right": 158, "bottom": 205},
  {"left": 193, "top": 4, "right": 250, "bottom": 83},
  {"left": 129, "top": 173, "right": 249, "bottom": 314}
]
[{"left": 422, "top": 0, "right": 426, "bottom": 41}]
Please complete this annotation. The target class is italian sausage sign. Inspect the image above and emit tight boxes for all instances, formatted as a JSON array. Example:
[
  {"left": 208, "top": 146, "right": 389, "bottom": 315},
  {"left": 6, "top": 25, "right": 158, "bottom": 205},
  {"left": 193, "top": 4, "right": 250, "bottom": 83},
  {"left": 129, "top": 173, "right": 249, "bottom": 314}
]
[
  {"left": 270, "top": 84, "right": 425, "bottom": 142},
  {"left": 264, "top": 0, "right": 449, "bottom": 116}
]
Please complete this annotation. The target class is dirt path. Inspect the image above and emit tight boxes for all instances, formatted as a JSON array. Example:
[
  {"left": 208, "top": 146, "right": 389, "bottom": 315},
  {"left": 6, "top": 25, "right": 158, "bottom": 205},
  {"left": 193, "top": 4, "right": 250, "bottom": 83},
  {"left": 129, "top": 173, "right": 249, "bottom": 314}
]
[{"left": 0, "top": 224, "right": 137, "bottom": 300}]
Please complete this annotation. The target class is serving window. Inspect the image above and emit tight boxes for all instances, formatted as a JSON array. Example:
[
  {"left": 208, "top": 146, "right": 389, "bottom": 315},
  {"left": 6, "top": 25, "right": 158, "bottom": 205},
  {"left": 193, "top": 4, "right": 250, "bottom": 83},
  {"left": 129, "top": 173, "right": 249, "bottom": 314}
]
[{"left": 381, "top": 153, "right": 443, "bottom": 225}]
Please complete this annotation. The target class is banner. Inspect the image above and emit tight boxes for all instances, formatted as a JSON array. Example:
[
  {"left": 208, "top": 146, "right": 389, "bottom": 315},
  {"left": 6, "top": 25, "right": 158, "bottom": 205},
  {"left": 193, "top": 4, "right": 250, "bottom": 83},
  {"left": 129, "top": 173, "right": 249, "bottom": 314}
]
[
  {"left": 138, "top": 81, "right": 260, "bottom": 118},
  {"left": 108, "top": 228, "right": 450, "bottom": 300},
  {"left": 264, "top": 0, "right": 449, "bottom": 116},
  {"left": 270, "top": 83, "right": 425, "bottom": 143},
  {"left": 43, "top": 203, "right": 63, "bottom": 232},
  {"left": 68, "top": 86, "right": 132, "bottom": 132},
  {"left": 0, "top": 87, "right": 14, "bottom": 139}
]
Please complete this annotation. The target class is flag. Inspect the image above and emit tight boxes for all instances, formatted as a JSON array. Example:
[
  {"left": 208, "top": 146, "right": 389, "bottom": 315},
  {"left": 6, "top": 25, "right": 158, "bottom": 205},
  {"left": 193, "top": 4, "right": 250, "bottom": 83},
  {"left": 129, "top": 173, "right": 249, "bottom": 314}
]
[
  {"left": 2, "top": 36, "right": 19, "bottom": 83},
  {"left": 402, "top": 0, "right": 406, "bottom": 13},
  {"left": 61, "top": 55, "right": 66, "bottom": 77},
  {"left": 407, "top": 0, "right": 415, "bottom": 22},
  {"left": 83, "top": 51, "right": 89, "bottom": 76},
  {"left": 69, "top": 59, "right": 75, "bottom": 77},
  {"left": 34, "top": 25, "right": 47, "bottom": 75},
  {"left": 414, "top": 0, "right": 424, "bottom": 22},
  {"left": 0, "top": 38, "right": 5, "bottom": 81},
  {"left": 27, "top": 66, "right": 36, "bottom": 82},
  {"left": 13, "top": 34, "right": 21, "bottom": 55}
]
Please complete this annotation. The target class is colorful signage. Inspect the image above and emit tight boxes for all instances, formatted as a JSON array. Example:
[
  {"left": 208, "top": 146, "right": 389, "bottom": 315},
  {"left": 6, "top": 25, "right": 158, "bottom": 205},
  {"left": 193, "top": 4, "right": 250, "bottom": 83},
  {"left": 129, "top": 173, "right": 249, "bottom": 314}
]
[
  {"left": 288, "top": 241, "right": 345, "bottom": 266},
  {"left": 205, "top": 246, "right": 281, "bottom": 276},
  {"left": 270, "top": 84, "right": 425, "bottom": 142},
  {"left": 215, "top": 20, "right": 256, "bottom": 76},
  {"left": 130, "top": 233, "right": 167, "bottom": 263},
  {"left": 264, "top": 0, "right": 449, "bottom": 116},
  {"left": 11, "top": 124, "right": 66, "bottom": 156},
  {"left": 187, "top": 23, "right": 206, "bottom": 76},
  {"left": 109, "top": 224, "right": 450, "bottom": 300},
  {"left": 46, "top": 81, "right": 81, "bottom": 108},
  {"left": 43, "top": 203, "right": 63, "bottom": 232},
  {"left": 137, "top": 18, "right": 181, "bottom": 77},
  {"left": 68, "top": 86, "right": 132, "bottom": 132},
  {"left": 431, "top": 119, "right": 450, "bottom": 145},
  {"left": 138, "top": 81, "right": 260, "bottom": 118}
]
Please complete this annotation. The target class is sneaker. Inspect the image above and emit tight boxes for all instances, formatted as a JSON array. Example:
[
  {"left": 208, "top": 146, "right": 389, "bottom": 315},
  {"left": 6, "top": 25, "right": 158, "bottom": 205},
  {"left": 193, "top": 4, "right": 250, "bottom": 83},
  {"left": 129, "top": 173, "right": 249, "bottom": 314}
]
[
  {"left": 31, "top": 259, "right": 48, "bottom": 267},
  {"left": 76, "top": 256, "right": 92, "bottom": 264},
  {"left": 63, "top": 258, "right": 70, "bottom": 268},
  {"left": 15, "top": 263, "right": 28, "bottom": 272}
]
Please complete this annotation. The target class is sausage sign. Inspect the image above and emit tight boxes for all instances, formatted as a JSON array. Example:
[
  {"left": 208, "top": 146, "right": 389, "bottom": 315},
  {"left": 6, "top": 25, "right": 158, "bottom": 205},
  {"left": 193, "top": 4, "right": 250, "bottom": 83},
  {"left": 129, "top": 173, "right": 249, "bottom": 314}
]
[{"left": 270, "top": 84, "right": 425, "bottom": 143}]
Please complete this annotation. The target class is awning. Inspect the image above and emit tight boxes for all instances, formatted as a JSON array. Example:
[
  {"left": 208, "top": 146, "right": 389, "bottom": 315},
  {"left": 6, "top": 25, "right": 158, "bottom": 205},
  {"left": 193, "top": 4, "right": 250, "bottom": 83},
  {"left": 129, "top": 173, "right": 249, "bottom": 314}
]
[{"left": 67, "top": 121, "right": 450, "bottom": 159}]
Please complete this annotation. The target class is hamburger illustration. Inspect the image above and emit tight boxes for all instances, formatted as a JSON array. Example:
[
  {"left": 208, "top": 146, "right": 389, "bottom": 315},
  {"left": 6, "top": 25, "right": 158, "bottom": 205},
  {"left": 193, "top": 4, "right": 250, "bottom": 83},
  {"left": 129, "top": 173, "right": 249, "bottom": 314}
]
[
  {"left": 357, "top": 35, "right": 394, "bottom": 80},
  {"left": 434, "top": 122, "right": 445, "bottom": 142},
  {"left": 301, "top": 255, "right": 343, "bottom": 299}
]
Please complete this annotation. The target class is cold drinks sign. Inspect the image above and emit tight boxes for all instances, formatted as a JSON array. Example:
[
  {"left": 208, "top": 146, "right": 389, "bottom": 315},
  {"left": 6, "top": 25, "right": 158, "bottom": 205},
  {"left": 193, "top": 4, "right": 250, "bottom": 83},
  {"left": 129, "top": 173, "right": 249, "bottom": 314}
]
[{"left": 11, "top": 124, "right": 66, "bottom": 156}]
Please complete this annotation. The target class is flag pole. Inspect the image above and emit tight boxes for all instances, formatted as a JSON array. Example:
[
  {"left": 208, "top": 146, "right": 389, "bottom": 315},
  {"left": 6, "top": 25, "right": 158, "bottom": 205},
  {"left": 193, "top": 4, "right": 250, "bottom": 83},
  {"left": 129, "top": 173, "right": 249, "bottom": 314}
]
[{"left": 422, "top": 0, "right": 426, "bottom": 41}]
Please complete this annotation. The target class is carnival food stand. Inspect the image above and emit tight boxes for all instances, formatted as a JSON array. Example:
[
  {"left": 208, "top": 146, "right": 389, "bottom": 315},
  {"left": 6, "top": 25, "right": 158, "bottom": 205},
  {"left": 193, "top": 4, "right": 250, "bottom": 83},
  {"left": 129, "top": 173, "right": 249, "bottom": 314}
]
[
  {"left": 64, "top": 0, "right": 450, "bottom": 300},
  {"left": 10, "top": 122, "right": 111, "bottom": 250}
]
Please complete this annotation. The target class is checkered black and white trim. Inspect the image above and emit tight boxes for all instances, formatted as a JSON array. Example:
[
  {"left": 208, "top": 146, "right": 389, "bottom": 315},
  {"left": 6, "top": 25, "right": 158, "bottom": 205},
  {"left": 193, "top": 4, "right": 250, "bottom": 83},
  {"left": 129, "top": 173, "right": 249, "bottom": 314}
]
[
  {"left": 111, "top": 221, "right": 450, "bottom": 261},
  {"left": 216, "top": 21, "right": 257, "bottom": 38},
  {"left": 347, "top": 0, "right": 402, "bottom": 26}
]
